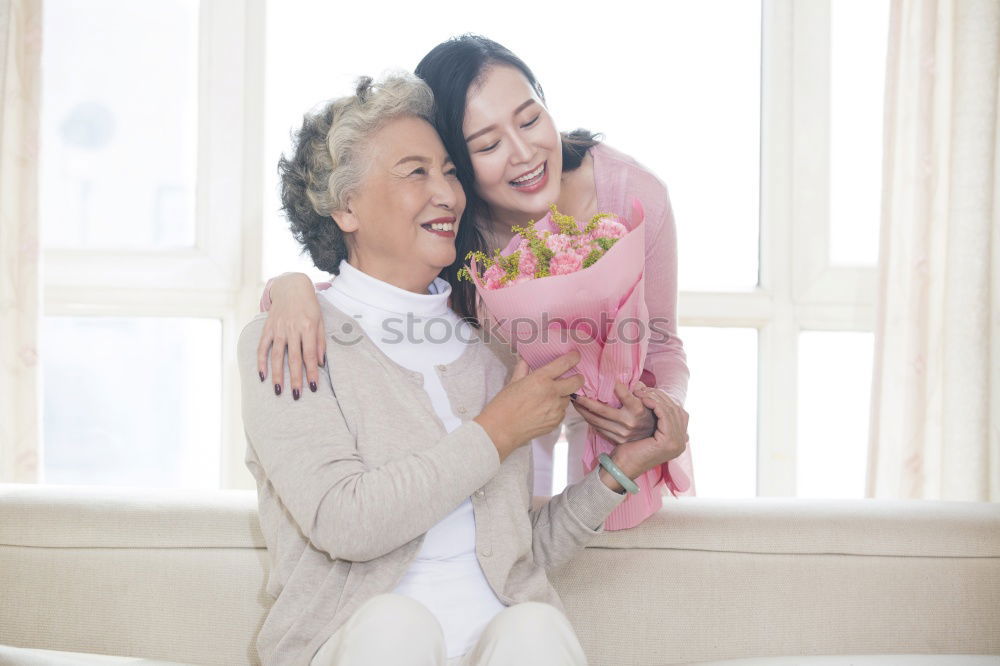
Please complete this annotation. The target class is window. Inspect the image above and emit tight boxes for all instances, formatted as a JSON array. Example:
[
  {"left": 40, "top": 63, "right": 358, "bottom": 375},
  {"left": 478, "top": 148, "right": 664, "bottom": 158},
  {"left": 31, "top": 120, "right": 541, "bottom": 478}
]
[
  {"left": 41, "top": 0, "right": 198, "bottom": 250},
  {"left": 38, "top": 0, "right": 260, "bottom": 488},
  {"left": 42, "top": 316, "right": 221, "bottom": 487},
  {"left": 36, "top": 0, "right": 889, "bottom": 497},
  {"left": 753, "top": 0, "right": 888, "bottom": 496}
]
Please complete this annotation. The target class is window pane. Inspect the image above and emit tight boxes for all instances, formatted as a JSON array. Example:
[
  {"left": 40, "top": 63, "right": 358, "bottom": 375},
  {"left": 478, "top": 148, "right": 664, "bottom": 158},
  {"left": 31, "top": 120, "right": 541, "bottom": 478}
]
[
  {"left": 262, "top": 0, "right": 761, "bottom": 291},
  {"left": 40, "top": 0, "right": 199, "bottom": 250},
  {"left": 829, "top": 0, "right": 889, "bottom": 266},
  {"left": 41, "top": 317, "right": 221, "bottom": 488},
  {"left": 797, "top": 331, "right": 874, "bottom": 498},
  {"left": 679, "top": 326, "right": 758, "bottom": 498}
]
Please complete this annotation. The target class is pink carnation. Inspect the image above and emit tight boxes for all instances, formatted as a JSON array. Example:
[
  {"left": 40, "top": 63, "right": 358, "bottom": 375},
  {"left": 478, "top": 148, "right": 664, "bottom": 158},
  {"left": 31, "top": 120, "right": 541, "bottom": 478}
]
[
  {"left": 483, "top": 263, "right": 505, "bottom": 290},
  {"left": 516, "top": 240, "right": 538, "bottom": 278},
  {"left": 549, "top": 250, "right": 584, "bottom": 276},
  {"left": 587, "top": 216, "right": 628, "bottom": 242},
  {"left": 544, "top": 232, "right": 574, "bottom": 254}
]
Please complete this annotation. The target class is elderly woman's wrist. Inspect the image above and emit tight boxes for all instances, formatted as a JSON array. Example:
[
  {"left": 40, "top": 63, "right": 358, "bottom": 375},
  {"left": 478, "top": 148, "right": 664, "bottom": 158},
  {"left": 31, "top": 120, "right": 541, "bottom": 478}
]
[
  {"left": 612, "top": 450, "right": 644, "bottom": 480},
  {"left": 598, "top": 451, "right": 642, "bottom": 494},
  {"left": 598, "top": 467, "right": 625, "bottom": 494},
  {"left": 472, "top": 414, "right": 516, "bottom": 461}
]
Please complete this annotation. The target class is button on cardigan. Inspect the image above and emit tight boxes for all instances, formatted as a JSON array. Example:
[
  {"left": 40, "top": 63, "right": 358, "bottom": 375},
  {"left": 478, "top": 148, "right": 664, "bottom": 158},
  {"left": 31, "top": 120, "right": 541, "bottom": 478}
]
[{"left": 238, "top": 297, "right": 627, "bottom": 666}]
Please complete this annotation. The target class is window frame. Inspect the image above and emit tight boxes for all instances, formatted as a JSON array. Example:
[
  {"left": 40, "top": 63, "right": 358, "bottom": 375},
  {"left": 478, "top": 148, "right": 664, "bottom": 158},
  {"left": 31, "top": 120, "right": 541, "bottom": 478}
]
[
  {"left": 40, "top": 0, "right": 266, "bottom": 488},
  {"left": 674, "top": 0, "right": 877, "bottom": 496},
  {"left": 39, "top": 0, "right": 879, "bottom": 496}
]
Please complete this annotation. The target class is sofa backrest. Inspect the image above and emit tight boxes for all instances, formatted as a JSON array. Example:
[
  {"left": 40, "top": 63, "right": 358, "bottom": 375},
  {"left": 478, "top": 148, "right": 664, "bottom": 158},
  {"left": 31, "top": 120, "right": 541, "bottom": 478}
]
[
  {"left": 1, "top": 484, "right": 998, "bottom": 665},
  {"left": 551, "top": 497, "right": 1000, "bottom": 664},
  {"left": 0, "top": 484, "right": 269, "bottom": 665}
]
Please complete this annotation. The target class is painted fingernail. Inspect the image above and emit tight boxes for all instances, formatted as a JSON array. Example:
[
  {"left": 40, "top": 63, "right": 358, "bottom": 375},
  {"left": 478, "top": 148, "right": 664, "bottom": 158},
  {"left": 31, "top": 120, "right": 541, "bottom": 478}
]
[
  {"left": 309, "top": 381, "right": 317, "bottom": 393},
  {"left": 293, "top": 388, "right": 300, "bottom": 401},
  {"left": 274, "top": 384, "right": 281, "bottom": 396},
  {"left": 570, "top": 393, "right": 579, "bottom": 400},
  {"left": 259, "top": 371, "right": 265, "bottom": 382}
]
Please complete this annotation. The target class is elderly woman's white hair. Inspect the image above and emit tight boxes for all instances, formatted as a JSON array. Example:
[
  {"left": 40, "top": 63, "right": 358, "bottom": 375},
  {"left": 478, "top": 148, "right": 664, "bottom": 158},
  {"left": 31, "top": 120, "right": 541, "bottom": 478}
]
[{"left": 278, "top": 73, "right": 436, "bottom": 275}]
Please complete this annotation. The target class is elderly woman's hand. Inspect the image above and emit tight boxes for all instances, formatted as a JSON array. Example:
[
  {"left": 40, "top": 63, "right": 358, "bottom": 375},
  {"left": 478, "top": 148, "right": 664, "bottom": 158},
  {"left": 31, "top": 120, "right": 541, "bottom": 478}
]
[
  {"left": 607, "top": 386, "right": 689, "bottom": 482},
  {"left": 257, "top": 272, "right": 327, "bottom": 399},
  {"left": 570, "top": 381, "right": 657, "bottom": 444},
  {"left": 475, "top": 352, "right": 585, "bottom": 462}
]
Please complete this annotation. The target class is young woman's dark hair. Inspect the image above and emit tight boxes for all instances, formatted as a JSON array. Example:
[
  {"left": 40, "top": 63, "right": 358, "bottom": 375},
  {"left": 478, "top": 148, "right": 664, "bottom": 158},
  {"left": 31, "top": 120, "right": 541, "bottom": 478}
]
[{"left": 415, "top": 34, "right": 601, "bottom": 327}]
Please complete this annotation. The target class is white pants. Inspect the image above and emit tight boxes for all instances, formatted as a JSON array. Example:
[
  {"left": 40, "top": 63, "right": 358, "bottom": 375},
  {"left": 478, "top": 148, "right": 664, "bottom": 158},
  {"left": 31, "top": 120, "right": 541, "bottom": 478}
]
[
  {"left": 309, "top": 593, "right": 588, "bottom": 666},
  {"left": 531, "top": 401, "right": 590, "bottom": 496}
]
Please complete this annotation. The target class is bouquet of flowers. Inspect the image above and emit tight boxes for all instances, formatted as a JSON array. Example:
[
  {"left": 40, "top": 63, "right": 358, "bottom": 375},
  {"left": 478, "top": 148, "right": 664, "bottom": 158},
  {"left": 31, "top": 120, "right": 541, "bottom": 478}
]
[
  {"left": 459, "top": 200, "right": 665, "bottom": 530},
  {"left": 458, "top": 206, "right": 630, "bottom": 289}
]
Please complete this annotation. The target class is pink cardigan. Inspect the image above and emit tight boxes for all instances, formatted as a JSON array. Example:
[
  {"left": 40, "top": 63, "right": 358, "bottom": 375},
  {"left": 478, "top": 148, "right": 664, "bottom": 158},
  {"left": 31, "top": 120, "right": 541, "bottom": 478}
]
[{"left": 262, "top": 142, "right": 695, "bottom": 523}]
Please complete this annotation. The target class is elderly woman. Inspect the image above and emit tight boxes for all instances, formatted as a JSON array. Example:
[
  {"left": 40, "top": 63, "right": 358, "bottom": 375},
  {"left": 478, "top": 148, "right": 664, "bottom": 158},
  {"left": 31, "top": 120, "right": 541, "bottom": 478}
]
[{"left": 237, "top": 74, "right": 687, "bottom": 666}]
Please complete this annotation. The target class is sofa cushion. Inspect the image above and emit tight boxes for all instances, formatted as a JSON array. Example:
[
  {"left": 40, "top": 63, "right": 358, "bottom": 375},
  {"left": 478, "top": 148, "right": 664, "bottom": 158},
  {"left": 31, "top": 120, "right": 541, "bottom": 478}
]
[
  {"left": 0, "top": 644, "right": 193, "bottom": 665},
  {"left": 681, "top": 656, "right": 1000, "bottom": 665},
  {"left": 2, "top": 647, "right": 995, "bottom": 666}
]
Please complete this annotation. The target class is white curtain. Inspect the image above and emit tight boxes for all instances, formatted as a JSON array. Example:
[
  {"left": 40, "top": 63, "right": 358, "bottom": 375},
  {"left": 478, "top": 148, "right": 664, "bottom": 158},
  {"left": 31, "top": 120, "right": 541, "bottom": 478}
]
[
  {"left": 0, "top": 0, "right": 42, "bottom": 483},
  {"left": 868, "top": 0, "right": 999, "bottom": 501}
]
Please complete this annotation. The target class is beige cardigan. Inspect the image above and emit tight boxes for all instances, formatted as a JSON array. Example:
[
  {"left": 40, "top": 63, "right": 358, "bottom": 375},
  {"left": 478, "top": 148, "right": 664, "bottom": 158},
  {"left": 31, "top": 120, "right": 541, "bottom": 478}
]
[{"left": 238, "top": 297, "right": 627, "bottom": 666}]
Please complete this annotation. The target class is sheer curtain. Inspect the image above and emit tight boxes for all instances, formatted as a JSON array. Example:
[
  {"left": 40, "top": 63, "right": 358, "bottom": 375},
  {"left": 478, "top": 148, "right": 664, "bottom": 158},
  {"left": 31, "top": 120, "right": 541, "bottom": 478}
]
[
  {"left": 868, "top": 0, "right": 999, "bottom": 501},
  {"left": 0, "top": 0, "right": 42, "bottom": 483}
]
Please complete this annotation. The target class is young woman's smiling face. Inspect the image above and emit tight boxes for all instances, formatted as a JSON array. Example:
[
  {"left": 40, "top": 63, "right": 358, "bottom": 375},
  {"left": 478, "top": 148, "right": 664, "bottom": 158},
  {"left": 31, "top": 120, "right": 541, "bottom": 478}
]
[{"left": 462, "top": 65, "right": 563, "bottom": 226}]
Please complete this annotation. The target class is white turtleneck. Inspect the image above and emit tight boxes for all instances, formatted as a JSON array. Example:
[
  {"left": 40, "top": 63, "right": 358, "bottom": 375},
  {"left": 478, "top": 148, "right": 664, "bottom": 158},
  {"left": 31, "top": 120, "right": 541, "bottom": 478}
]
[{"left": 321, "top": 259, "right": 505, "bottom": 658}]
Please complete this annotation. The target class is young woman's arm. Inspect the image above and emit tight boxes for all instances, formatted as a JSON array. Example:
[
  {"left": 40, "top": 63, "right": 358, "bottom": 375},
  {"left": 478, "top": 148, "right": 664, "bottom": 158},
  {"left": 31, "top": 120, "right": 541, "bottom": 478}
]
[
  {"left": 257, "top": 273, "right": 330, "bottom": 398},
  {"left": 641, "top": 183, "right": 689, "bottom": 407},
  {"left": 640, "top": 182, "right": 696, "bottom": 496}
]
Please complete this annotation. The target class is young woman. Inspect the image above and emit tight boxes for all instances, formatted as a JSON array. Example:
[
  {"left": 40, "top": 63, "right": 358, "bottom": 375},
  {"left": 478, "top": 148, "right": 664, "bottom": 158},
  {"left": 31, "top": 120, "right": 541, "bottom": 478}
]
[
  {"left": 239, "top": 73, "right": 688, "bottom": 666},
  {"left": 258, "top": 36, "right": 694, "bottom": 503}
]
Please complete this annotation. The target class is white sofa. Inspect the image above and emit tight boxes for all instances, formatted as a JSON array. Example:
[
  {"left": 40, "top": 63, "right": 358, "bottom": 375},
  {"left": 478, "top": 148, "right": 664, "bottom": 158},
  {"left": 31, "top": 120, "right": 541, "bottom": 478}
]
[{"left": 0, "top": 483, "right": 998, "bottom": 665}]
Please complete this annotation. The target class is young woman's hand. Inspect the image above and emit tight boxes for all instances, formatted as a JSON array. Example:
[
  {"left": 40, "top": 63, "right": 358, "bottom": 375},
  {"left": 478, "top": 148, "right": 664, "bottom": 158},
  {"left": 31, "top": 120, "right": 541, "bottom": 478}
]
[
  {"left": 474, "top": 352, "right": 585, "bottom": 461},
  {"left": 257, "top": 272, "right": 327, "bottom": 399},
  {"left": 570, "top": 380, "right": 657, "bottom": 444}
]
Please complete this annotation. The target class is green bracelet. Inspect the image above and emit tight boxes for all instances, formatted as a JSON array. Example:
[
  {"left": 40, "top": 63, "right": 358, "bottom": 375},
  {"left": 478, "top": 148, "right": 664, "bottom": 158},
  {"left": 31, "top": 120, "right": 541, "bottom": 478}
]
[{"left": 598, "top": 453, "right": 640, "bottom": 495}]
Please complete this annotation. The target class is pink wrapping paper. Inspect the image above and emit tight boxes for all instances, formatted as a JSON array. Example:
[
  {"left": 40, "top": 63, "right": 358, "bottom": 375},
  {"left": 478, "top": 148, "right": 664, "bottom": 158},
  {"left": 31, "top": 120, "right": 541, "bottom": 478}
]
[{"left": 470, "top": 200, "right": 665, "bottom": 530}]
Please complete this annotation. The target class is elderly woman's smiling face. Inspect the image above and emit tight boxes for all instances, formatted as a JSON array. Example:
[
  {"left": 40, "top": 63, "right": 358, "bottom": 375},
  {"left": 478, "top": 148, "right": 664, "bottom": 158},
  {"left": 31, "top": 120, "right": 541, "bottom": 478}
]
[{"left": 334, "top": 115, "right": 465, "bottom": 293}]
